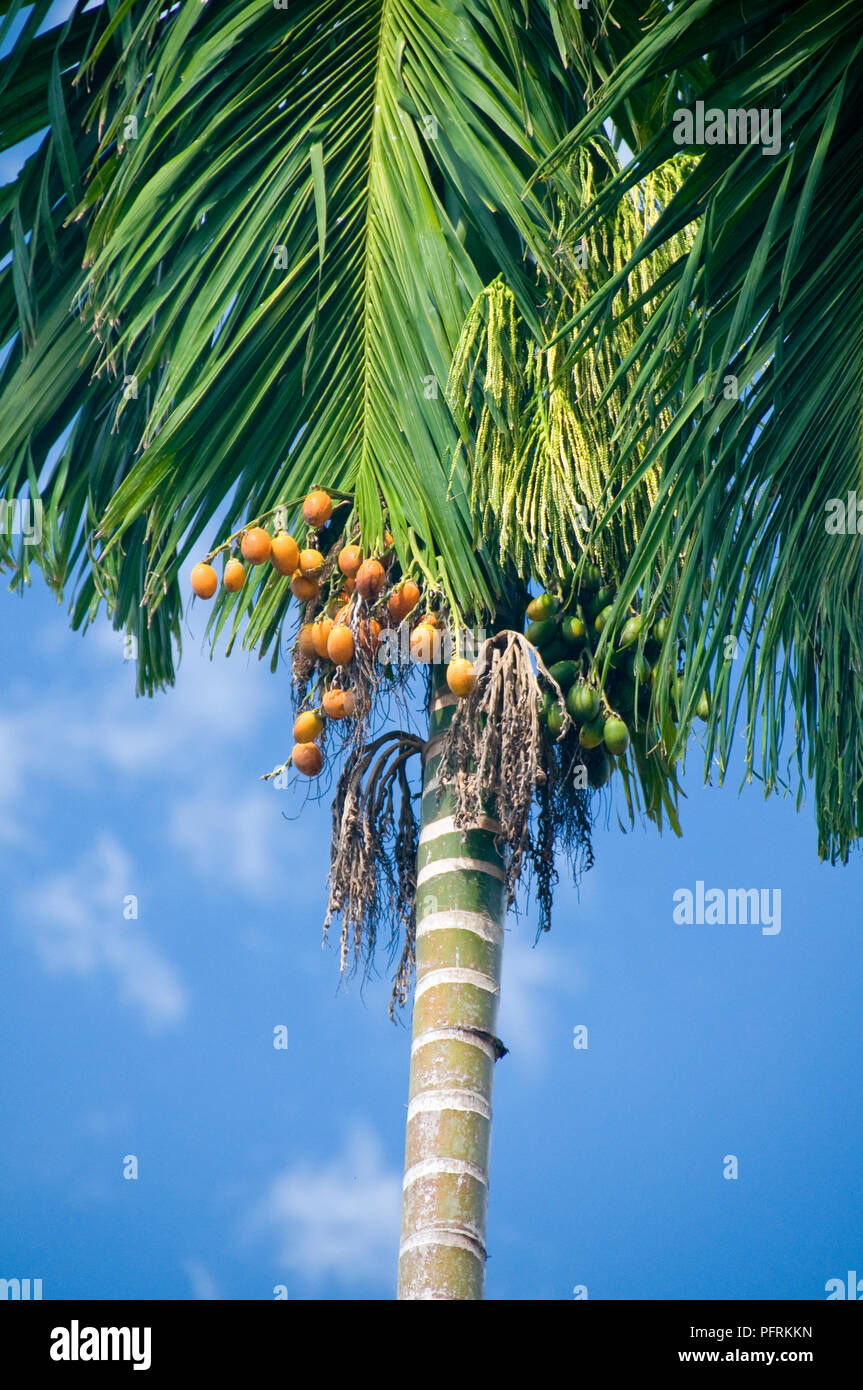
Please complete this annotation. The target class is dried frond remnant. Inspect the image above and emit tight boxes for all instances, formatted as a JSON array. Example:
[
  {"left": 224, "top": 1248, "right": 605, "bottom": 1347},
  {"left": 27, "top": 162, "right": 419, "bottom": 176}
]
[
  {"left": 436, "top": 630, "right": 594, "bottom": 932},
  {"left": 323, "top": 729, "right": 424, "bottom": 1015}
]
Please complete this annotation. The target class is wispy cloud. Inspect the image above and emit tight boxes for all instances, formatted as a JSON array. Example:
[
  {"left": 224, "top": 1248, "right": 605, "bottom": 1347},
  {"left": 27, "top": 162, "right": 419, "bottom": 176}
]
[
  {"left": 168, "top": 786, "right": 283, "bottom": 898},
  {"left": 166, "top": 774, "right": 325, "bottom": 901},
  {"left": 247, "top": 1125, "right": 401, "bottom": 1292},
  {"left": 0, "top": 618, "right": 285, "bottom": 896},
  {"left": 0, "top": 621, "right": 276, "bottom": 817},
  {"left": 18, "top": 833, "right": 188, "bottom": 1030}
]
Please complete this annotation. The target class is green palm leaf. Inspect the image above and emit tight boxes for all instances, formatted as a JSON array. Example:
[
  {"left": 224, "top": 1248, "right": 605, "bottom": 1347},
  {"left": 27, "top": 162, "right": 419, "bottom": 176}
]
[
  {"left": 528, "top": 0, "right": 863, "bottom": 861},
  {"left": 1, "top": 0, "right": 591, "bottom": 692}
]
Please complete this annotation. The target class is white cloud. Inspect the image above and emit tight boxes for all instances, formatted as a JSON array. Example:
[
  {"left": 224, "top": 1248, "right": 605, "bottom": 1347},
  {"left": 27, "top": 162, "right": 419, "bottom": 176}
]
[
  {"left": 0, "top": 619, "right": 283, "bottom": 892},
  {"left": 166, "top": 777, "right": 326, "bottom": 901},
  {"left": 60, "top": 634, "right": 275, "bottom": 775},
  {"left": 0, "top": 621, "right": 276, "bottom": 816},
  {"left": 168, "top": 786, "right": 282, "bottom": 898},
  {"left": 18, "top": 833, "right": 188, "bottom": 1030},
  {"left": 248, "top": 1125, "right": 401, "bottom": 1291}
]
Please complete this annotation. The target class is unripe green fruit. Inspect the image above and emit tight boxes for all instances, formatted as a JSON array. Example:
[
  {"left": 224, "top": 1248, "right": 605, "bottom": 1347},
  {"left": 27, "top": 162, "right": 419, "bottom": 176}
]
[
  {"left": 561, "top": 615, "right": 587, "bottom": 646},
  {"left": 526, "top": 617, "right": 558, "bottom": 647},
  {"left": 541, "top": 640, "right": 569, "bottom": 666},
  {"left": 547, "top": 701, "right": 566, "bottom": 736},
  {"left": 594, "top": 605, "right": 615, "bottom": 634},
  {"left": 548, "top": 660, "right": 579, "bottom": 690},
  {"left": 526, "top": 593, "right": 558, "bottom": 622},
  {"left": 579, "top": 717, "right": 605, "bottom": 749},
  {"left": 568, "top": 683, "right": 601, "bottom": 722},
  {"left": 603, "top": 717, "right": 630, "bottom": 755}
]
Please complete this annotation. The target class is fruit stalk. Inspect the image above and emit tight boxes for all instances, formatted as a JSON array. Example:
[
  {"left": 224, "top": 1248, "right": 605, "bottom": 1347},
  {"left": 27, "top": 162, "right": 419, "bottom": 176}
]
[{"left": 397, "top": 667, "right": 506, "bottom": 1300}]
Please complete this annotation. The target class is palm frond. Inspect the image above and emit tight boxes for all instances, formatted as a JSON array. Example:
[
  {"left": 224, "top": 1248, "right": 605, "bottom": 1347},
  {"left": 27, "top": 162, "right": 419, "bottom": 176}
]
[
  {"left": 1, "top": 0, "right": 588, "bottom": 692},
  {"left": 534, "top": 0, "right": 863, "bottom": 860},
  {"left": 0, "top": 0, "right": 184, "bottom": 692}
]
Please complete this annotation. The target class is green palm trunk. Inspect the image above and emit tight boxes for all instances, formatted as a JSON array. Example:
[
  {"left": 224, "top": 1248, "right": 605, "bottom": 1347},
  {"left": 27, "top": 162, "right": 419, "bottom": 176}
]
[{"left": 397, "top": 670, "right": 507, "bottom": 1300}]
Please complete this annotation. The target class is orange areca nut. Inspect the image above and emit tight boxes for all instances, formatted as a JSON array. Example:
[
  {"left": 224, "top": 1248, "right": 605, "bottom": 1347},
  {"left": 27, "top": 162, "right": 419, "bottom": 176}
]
[
  {"left": 224, "top": 559, "right": 245, "bottom": 592},
  {"left": 327, "top": 624, "right": 355, "bottom": 666},
  {"left": 241, "top": 527, "right": 272, "bottom": 564},
  {"left": 446, "top": 657, "right": 477, "bottom": 698},
  {"left": 341, "top": 689, "right": 356, "bottom": 718},
  {"left": 387, "top": 580, "right": 421, "bottom": 624},
  {"left": 312, "top": 617, "right": 334, "bottom": 659},
  {"left": 291, "top": 574, "right": 319, "bottom": 602},
  {"left": 293, "top": 710, "right": 324, "bottom": 743},
  {"left": 190, "top": 562, "right": 218, "bottom": 599},
  {"left": 322, "top": 688, "right": 347, "bottom": 720},
  {"left": 298, "top": 548, "right": 324, "bottom": 576},
  {"left": 271, "top": 533, "right": 299, "bottom": 575},
  {"left": 386, "top": 588, "right": 407, "bottom": 624},
  {"left": 292, "top": 742, "right": 323, "bottom": 777},
  {"left": 302, "top": 490, "right": 333, "bottom": 528},
  {"left": 297, "top": 624, "right": 317, "bottom": 656},
  {"left": 410, "top": 622, "right": 438, "bottom": 663},
  {"left": 355, "top": 559, "right": 385, "bottom": 600},
  {"left": 359, "top": 618, "right": 381, "bottom": 653},
  {"left": 400, "top": 579, "right": 420, "bottom": 614},
  {"left": 337, "top": 544, "right": 364, "bottom": 578}
]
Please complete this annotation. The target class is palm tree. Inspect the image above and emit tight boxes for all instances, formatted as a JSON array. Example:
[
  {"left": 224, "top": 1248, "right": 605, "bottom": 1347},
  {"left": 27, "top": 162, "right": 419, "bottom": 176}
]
[{"left": 1, "top": 0, "right": 860, "bottom": 1300}]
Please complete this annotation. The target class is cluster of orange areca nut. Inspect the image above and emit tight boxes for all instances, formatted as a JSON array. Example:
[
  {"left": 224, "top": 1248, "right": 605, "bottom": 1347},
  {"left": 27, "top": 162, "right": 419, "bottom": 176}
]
[
  {"left": 189, "top": 489, "right": 479, "bottom": 779},
  {"left": 190, "top": 488, "right": 336, "bottom": 602}
]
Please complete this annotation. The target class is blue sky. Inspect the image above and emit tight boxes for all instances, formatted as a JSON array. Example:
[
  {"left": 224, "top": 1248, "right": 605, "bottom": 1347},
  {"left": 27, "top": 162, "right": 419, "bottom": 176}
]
[{"left": 1, "top": 573, "right": 861, "bottom": 1301}]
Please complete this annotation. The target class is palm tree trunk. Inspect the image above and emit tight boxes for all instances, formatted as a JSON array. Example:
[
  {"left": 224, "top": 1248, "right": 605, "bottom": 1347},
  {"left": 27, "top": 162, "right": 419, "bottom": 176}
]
[{"left": 397, "top": 667, "right": 506, "bottom": 1300}]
